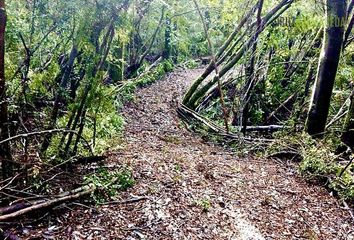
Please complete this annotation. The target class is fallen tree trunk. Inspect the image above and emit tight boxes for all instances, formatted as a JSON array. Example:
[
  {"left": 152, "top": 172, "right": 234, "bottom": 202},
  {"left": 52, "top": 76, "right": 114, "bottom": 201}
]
[
  {"left": 178, "top": 104, "right": 275, "bottom": 143},
  {"left": 193, "top": 0, "right": 230, "bottom": 133},
  {"left": 0, "top": 184, "right": 95, "bottom": 222},
  {"left": 182, "top": 1, "right": 259, "bottom": 106},
  {"left": 0, "top": 231, "right": 19, "bottom": 240},
  {"left": 0, "top": 202, "right": 32, "bottom": 216},
  {"left": 185, "top": 0, "right": 295, "bottom": 109},
  {"left": 238, "top": 125, "right": 288, "bottom": 132}
]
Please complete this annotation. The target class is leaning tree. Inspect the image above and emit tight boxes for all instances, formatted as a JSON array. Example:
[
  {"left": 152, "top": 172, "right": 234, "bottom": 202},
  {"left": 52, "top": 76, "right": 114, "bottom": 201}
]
[{"left": 178, "top": 0, "right": 296, "bottom": 137}]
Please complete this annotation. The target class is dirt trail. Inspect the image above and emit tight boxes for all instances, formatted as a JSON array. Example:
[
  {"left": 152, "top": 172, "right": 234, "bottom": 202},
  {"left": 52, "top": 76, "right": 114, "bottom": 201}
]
[{"left": 30, "top": 68, "right": 354, "bottom": 239}]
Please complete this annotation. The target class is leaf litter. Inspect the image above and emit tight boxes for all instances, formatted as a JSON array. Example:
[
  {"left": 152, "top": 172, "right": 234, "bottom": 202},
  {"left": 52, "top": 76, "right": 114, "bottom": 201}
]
[{"left": 14, "top": 67, "right": 354, "bottom": 239}]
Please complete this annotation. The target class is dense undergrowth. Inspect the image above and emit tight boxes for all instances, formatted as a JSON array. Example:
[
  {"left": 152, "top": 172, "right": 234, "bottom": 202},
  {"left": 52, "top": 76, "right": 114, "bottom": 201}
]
[
  {"left": 53, "top": 60, "right": 174, "bottom": 201},
  {"left": 184, "top": 111, "right": 354, "bottom": 202},
  {"left": 86, "top": 60, "right": 174, "bottom": 201},
  {"left": 56, "top": 60, "right": 175, "bottom": 157},
  {"left": 1, "top": 60, "right": 174, "bottom": 207},
  {"left": 264, "top": 132, "right": 354, "bottom": 201}
]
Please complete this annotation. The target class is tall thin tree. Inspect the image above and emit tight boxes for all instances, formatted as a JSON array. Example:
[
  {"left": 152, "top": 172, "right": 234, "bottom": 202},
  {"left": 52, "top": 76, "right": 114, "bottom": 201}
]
[
  {"left": 0, "top": 0, "right": 12, "bottom": 178},
  {"left": 341, "top": 88, "right": 354, "bottom": 149}
]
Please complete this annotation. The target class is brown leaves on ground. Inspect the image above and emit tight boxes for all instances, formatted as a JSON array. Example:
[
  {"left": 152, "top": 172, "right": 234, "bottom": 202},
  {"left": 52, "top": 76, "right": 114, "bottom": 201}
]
[{"left": 15, "top": 67, "right": 354, "bottom": 239}]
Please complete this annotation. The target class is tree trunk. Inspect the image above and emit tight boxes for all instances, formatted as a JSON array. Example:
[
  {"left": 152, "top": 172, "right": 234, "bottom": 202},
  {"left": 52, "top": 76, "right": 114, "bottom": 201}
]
[
  {"left": 172, "top": 20, "right": 178, "bottom": 63},
  {"left": 163, "top": 16, "right": 171, "bottom": 60},
  {"left": 0, "top": 0, "right": 13, "bottom": 179},
  {"left": 41, "top": 44, "right": 78, "bottom": 154},
  {"left": 117, "top": 42, "right": 125, "bottom": 82},
  {"left": 343, "top": 9, "right": 354, "bottom": 48},
  {"left": 306, "top": 0, "right": 346, "bottom": 137},
  {"left": 183, "top": 0, "right": 294, "bottom": 109}
]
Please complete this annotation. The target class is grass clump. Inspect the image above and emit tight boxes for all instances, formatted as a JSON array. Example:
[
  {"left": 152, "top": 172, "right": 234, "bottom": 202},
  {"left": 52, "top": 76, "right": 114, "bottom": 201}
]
[{"left": 84, "top": 168, "right": 135, "bottom": 204}]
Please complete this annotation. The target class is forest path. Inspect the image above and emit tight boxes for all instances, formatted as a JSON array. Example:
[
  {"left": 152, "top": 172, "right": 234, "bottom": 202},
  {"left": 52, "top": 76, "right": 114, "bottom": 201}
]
[{"left": 65, "top": 67, "right": 353, "bottom": 239}]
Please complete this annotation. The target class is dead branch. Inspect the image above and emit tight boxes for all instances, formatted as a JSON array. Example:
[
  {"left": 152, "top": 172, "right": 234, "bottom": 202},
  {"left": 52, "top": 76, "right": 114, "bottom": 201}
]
[
  {"left": 0, "top": 173, "right": 21, "bottom": 191},
  {"left": 0, "top": 173, "right": 124, "bottom": 222},
  {"left": 178, "top": 104, "right": 275, "bottom": 143},
  {"left": 326, "top": 90, "right": 353, "bottom": 129},
  {"left": 0, "top": 231, "right": 20, "bottom": 240},
  {"left": 266, "top": 93, "right": 297, "bottom": 123},
  {"left": 0, "top": 129, "right": 94, "bottom": 156},
  {"left": 238, "top": 125, "right": 288, "bottom": 132},
  {"left": 0, "top": 184, "right": 95, "bottom": 222},
  {"left": 0, "top": 202, "right": 32, "bottom": 216},
  {"left": 339, "top": 156, "right": 354, "bottom": 178}
]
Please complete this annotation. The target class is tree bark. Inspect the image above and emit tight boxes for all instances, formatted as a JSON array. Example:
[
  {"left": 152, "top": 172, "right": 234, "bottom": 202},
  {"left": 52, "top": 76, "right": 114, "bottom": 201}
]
[
  {"left": 0, "top": 0, "right": 13, "bottom": 179},
  {"left": 193, "top": 0, "right": 230, "bottom": 133},
  {"left": 306, "top": 0, "right": 347, "bottom": 137}
]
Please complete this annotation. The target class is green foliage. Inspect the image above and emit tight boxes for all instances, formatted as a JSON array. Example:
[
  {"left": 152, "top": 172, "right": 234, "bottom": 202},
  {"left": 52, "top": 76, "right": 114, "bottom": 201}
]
[
  {"left": 194, "top": 198, "right": 212, "bottom": 212},
  {"left": 299, "top": 140, "right": 339, "bottom": 176},
  {"left": 117, "top": 60, "right": 174, "bottom": 104},
  {"left": 299, "top": 139, "right": 354, "bottom": 200},
  {"left": 266, "top": 132, "right": 354, "bottom": 200},
  {"left": 84, "top": 168, "right": 135, "bottom": 203},
  {"left": 183, "top": 59, "right": 200, "bottom": 69}
]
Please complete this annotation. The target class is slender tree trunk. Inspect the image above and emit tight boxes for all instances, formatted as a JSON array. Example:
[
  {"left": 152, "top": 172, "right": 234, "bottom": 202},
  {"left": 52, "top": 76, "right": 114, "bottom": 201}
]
[
  {"left": 306, "top": 0, "right": 347, "bottom": 137},
  {"left": 184, "top": 0, "right": 294, "bottom": 109},
  {"left": 63, "top": 18, "right": 117, "bottom": 156},
  {"left": 41, "top": 44, "right": 78, "bottom": 154},
  {"left": 343, "top": 10, "right": 354, "bottom": 48},
  {"left": 116, "top": 42, "right": 125, "bottom": 82},
  {"left": 0, "top": 0, "right": 13, "bottom": 179},
  {"left": 172, "top": 20, "right": 178, "bottom": 63},
  {"left": 341, "top": 89, "right": 354, "bottom": 148},
  {"left": 193, "top": 0, "right": 230, "bottom": 132},
  {"left": 126, "top": 7, "right": 165, "bottom": 78},
  {"left": 163, "top": 15, "right": 171, "bottom": 60},
  {"left": 348, "top": 0, "right": 354, "bottom": 16},
  {"left": 72, "top": 109, "right": 87, "bottom": 155},
  {"left": 182, "top": 1, "right": 259, "bottom": 106}
]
